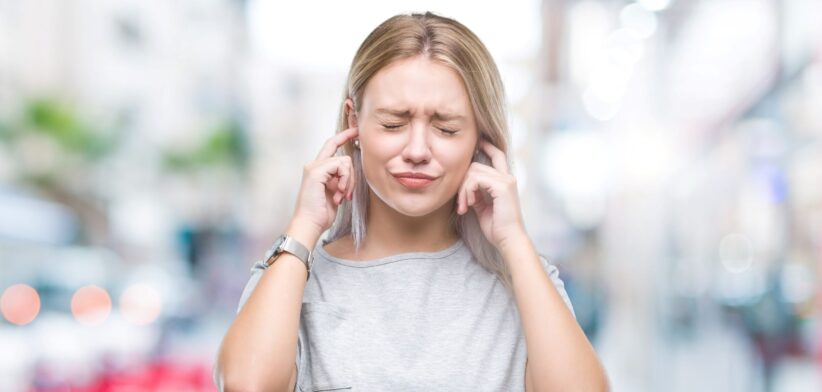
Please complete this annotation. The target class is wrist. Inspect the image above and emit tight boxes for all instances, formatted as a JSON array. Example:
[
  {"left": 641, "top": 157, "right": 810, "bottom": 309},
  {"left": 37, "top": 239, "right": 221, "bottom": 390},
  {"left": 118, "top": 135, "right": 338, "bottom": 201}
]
[
  {"left": 285, "top": 219, "right": 322, "bottom": 250},
  {"left": 497, "top": 228, "right": 532, "bottom": 256}
]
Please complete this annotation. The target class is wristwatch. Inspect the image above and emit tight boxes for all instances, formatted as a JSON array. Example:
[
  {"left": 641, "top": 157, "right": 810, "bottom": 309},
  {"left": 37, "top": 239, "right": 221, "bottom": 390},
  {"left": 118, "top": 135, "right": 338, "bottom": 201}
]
[{"left": 262, "top": 234, "right": 314, "bottom": 281}]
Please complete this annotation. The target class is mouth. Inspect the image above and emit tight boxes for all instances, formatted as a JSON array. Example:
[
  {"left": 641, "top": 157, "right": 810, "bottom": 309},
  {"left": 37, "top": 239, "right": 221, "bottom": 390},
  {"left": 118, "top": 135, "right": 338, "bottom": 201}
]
[{"left": 392, "top": 172, "right": 438, "bottom": 189}]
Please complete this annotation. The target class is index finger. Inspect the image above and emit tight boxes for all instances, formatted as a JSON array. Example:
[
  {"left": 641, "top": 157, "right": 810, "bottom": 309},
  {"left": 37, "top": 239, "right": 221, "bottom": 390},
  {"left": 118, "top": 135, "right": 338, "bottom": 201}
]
[
  {"left": 479, "top": 139, "right": 510, "bottom": 174},
  {"left": 316, "top": 127, "right": 359, "bottom": 159}
]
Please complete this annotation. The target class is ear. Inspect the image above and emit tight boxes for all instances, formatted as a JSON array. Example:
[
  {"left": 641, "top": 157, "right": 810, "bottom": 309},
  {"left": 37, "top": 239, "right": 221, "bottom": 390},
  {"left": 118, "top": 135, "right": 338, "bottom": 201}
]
[{"left": 344, "top": 98, "right": 358, "bottom": 128}]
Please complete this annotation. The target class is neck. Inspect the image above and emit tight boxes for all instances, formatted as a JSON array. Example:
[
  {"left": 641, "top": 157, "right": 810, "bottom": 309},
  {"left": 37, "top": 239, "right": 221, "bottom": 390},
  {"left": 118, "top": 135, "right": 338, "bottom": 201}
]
[{"left": 358, "top": 192, "right": 460, "bottom": 256}]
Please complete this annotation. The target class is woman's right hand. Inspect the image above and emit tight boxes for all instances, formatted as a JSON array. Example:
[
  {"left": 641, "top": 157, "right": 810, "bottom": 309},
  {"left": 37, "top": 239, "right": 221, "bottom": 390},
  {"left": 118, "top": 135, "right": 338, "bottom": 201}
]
[{"left": 289, "top": 126, "right": 359, "bottom": 240}]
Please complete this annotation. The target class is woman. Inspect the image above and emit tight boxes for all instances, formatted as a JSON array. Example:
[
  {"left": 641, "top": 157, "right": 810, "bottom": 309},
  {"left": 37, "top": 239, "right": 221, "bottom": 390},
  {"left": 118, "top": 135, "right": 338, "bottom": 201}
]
[{"left": 215, "top": 11, "right": 608, "bottom": 391}]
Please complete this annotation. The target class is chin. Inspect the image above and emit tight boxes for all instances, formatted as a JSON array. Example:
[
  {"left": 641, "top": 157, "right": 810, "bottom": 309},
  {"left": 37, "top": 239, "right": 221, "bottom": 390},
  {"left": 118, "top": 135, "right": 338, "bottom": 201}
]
[
  {"left": 370, "top": 181, "right": 453, "bottom": 217},
  {"left": 392, "top": 202, "right": 436, "bottom": 217},
  {"left": 394, "top": 194, "right": 457, "bottom": 218},
  {"left": 382, "top": 196, "right": 439, "bottom": 217}
]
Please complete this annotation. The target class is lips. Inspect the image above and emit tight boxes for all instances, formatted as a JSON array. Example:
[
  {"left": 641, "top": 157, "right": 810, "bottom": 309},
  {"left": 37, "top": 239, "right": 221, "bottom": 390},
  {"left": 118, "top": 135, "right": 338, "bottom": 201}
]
[
  {"left": 392, "top": 172, "right": 438, "bottom": 189},
  {"left": 392, "top": 172, "right": 437, "bottom": 180}
]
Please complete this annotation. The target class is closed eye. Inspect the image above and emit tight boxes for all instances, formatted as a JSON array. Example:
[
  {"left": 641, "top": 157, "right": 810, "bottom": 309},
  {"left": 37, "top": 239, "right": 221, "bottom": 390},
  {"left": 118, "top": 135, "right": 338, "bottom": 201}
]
[
  {"left": 380, "top": 123, "right": 458, "bottom": 136},
  {"left": 381, "top": 123, "right": 404, "bottom": 130}
]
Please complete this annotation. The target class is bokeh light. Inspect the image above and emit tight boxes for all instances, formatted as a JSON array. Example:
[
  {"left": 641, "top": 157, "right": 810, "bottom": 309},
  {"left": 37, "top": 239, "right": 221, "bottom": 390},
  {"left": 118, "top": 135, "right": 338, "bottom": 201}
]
[
  {"left": 637, "top": 0, "right": 672, "bottom": 12},
  {"left": 0, "top": 284, "right": 41, "bottom": 325},
  {"left": 720, "top": 233, "right": 754, "bottom": 273},
  {"left": 71, "top": 285, "right": 112, "bottom": 326},
  {"left": 119, "top": 283, "right": 163, "bottom": 326},
  {"left": 619, "top": 3, "right": 658, "bottom": 39}
]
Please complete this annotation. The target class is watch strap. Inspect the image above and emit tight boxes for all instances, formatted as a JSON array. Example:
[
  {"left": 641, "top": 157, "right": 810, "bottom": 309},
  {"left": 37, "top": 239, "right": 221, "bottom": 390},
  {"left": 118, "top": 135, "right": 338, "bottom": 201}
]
[{"left": 263, "top": 234, "right": 313, "bottom": 281}]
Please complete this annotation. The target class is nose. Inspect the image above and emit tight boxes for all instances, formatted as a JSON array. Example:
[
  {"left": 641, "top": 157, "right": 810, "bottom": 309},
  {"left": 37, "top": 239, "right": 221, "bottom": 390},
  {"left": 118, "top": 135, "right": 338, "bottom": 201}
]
[{"left": 401, "top": 122, "right": 432, "bottom": 164}]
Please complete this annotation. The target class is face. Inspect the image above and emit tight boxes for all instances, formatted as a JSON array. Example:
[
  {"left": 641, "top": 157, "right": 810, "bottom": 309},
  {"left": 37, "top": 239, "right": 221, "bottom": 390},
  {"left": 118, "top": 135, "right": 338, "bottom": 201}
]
[{"left": 347, "top": 55, "right": 479, "bottom": 217}]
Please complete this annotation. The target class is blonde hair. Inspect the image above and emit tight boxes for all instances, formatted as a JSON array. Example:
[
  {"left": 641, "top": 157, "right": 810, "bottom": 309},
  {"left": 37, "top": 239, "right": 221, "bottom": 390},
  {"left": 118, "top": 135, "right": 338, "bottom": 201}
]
[{"left": 325, "top": 11, "right": 515, "bottom": 292}]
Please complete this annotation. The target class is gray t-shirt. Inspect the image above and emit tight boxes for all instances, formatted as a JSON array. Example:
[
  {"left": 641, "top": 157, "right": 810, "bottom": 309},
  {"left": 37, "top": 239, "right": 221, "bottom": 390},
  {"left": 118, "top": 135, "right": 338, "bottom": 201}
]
[{"left": 236, "top": 238, "right": 575, "bottom": 392}]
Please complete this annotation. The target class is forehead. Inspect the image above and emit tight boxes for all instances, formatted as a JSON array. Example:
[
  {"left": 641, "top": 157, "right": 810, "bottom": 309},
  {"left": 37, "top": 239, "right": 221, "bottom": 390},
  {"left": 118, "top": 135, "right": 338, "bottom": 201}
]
[{"left": 361, "top": 56, "right": 472, "bottom": 117}]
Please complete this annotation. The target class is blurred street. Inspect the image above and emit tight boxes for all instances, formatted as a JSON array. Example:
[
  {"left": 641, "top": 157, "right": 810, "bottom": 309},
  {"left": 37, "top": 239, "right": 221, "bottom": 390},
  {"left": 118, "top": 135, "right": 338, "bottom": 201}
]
[{"left": 1, "top": 0, "right": 820, "bottom": 391}]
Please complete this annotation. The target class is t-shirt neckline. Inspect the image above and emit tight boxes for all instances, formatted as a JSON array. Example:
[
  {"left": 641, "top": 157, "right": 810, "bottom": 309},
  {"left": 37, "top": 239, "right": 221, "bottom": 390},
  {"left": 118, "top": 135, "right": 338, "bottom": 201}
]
[{"left": 315, "top": 237, "right": 466, "bottom": 268}]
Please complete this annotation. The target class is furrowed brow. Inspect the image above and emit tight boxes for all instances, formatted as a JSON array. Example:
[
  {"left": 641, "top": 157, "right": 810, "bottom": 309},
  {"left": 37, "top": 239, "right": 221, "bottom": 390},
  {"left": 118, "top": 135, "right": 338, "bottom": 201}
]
[
  {"left": 375, "top": 108, "right": 464, "bottom": 121},
  {"left": 432, "top": 112, "right": 464, "bottom": 121},
  {"left": 375, "top": 108, "right": 412, "bottom": 118}
]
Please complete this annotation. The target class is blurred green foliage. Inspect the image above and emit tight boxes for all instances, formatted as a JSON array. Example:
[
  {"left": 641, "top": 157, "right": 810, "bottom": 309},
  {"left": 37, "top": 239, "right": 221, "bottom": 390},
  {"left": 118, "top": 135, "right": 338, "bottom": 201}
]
[
  {"left": 23, "top": 98, "right": 117, "bottom": 160},
  {"left": 162, "top": 119, "right": 248, "bottom": 172},
  {"left": 0, "top": 119, "right": 10, "bottom": 142},
  {"left": 0, "top": 96, "right": 249, "bottom": 189},
  {"left": 0, "top": 97, "right": 249, "bottom": 173}
]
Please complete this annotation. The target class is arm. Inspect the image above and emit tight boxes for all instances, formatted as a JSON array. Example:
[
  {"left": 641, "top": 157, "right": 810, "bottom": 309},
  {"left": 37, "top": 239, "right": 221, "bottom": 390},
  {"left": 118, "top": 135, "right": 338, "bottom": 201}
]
[
  {"left": 214, "top": 124, "right": 358, "bottom": 391},
  {"left": 502, "top": 232, "right": 609, "bottom": 392},
  {"left": 214, "top": 221, "right": 318, "bottom": 392},
  {"left": 457, "top": 140, "right": 607, "bottom": 390}
]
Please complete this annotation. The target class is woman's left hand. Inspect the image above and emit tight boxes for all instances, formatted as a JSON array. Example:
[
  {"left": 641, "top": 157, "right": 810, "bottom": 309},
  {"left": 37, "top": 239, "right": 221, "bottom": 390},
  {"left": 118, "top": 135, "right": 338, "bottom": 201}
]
[{"left": 456, "top": 139, "right": 526, "bottom": 252}]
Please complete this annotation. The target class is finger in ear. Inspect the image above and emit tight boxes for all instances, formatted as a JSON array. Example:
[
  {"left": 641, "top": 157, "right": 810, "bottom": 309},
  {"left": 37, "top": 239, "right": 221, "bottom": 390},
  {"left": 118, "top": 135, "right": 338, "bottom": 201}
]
[{"left": 344, "top": 98, "right": 359, "bottom": 128}]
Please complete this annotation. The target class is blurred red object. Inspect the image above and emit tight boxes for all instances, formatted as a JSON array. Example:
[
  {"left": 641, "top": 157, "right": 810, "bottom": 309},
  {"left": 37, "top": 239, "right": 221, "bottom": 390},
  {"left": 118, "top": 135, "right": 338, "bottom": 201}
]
[{"left": 29, "top": 359, "right": 216, "bottom": 392}]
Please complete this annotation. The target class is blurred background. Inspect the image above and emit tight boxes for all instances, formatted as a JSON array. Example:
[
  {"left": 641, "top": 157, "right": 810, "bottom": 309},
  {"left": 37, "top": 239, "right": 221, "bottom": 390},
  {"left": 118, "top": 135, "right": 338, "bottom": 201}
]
[{"left": 1, "top": 0, "right": 820, "bottom": 391}]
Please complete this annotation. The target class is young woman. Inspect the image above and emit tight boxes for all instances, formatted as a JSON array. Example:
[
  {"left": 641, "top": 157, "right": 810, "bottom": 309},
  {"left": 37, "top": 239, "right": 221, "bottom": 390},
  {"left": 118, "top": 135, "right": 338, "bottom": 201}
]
[{"left": 215, "top": 11, "right": 608, "bottom": 391}]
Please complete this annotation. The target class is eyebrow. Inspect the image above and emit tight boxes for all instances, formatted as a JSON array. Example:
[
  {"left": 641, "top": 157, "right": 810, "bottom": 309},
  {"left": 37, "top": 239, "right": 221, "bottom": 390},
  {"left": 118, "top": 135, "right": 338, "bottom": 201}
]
[{"left": 374, "top": 108, "right": 465, "bottom": 121}]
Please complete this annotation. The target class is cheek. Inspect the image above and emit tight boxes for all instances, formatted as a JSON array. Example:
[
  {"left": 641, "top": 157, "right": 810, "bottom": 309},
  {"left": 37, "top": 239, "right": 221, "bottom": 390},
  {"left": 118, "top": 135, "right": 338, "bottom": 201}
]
[
  {"left": 437, "top": 144, "right": 473, "bottom": 169},
  {"left": 360, "top": 127, "right": 402, "bottom": 156},
  {"left": 437, "top": 149, "right": 473, "bottom": 187},
  {"left": 359, "top": 143, "right": 393, "bottom": 183}
]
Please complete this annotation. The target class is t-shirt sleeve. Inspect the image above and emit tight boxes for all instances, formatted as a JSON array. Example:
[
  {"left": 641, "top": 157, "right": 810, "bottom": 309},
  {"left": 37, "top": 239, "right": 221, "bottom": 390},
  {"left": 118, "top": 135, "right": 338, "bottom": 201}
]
[
  {"left": 235, "top": 260, "right": 304, "bottom": 391},
  {"left": 236, "top": 260, "right": 267, "bottom": 314},
  {"left": 538, "top": 254, "right": 576, "bottom": 319}
]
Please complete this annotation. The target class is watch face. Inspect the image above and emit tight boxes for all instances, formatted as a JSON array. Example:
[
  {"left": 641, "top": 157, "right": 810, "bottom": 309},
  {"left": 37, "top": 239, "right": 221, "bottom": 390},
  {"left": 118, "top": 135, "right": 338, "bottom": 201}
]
[
  {"left": 264, "top": 235, "right": 287, "bottom": 267},
  {"left": 272, "top": 235, "right": 286, "bottom": 249}
]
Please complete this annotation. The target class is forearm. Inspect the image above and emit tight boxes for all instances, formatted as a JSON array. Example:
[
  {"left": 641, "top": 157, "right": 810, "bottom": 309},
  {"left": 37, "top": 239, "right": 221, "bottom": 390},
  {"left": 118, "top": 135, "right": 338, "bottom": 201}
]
[
  {"left": 502, "top": 233, "right": 608, "bottom": 392},
  {"left": 215, "top": 221, "right": 318, "bottom": 391}
]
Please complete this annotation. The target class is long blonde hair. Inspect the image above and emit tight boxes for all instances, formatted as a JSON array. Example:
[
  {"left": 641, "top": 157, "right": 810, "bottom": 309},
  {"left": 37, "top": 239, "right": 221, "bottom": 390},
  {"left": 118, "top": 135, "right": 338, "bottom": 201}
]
[{"left": 325, "top": 11, "right": 514, "bottom": 292}]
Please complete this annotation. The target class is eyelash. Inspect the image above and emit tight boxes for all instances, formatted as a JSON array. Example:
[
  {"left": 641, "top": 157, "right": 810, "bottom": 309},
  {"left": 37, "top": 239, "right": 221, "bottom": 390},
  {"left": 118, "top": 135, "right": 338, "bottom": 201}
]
[{"left": 381, "top": 123, "right": 459, "bottom": 136}]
